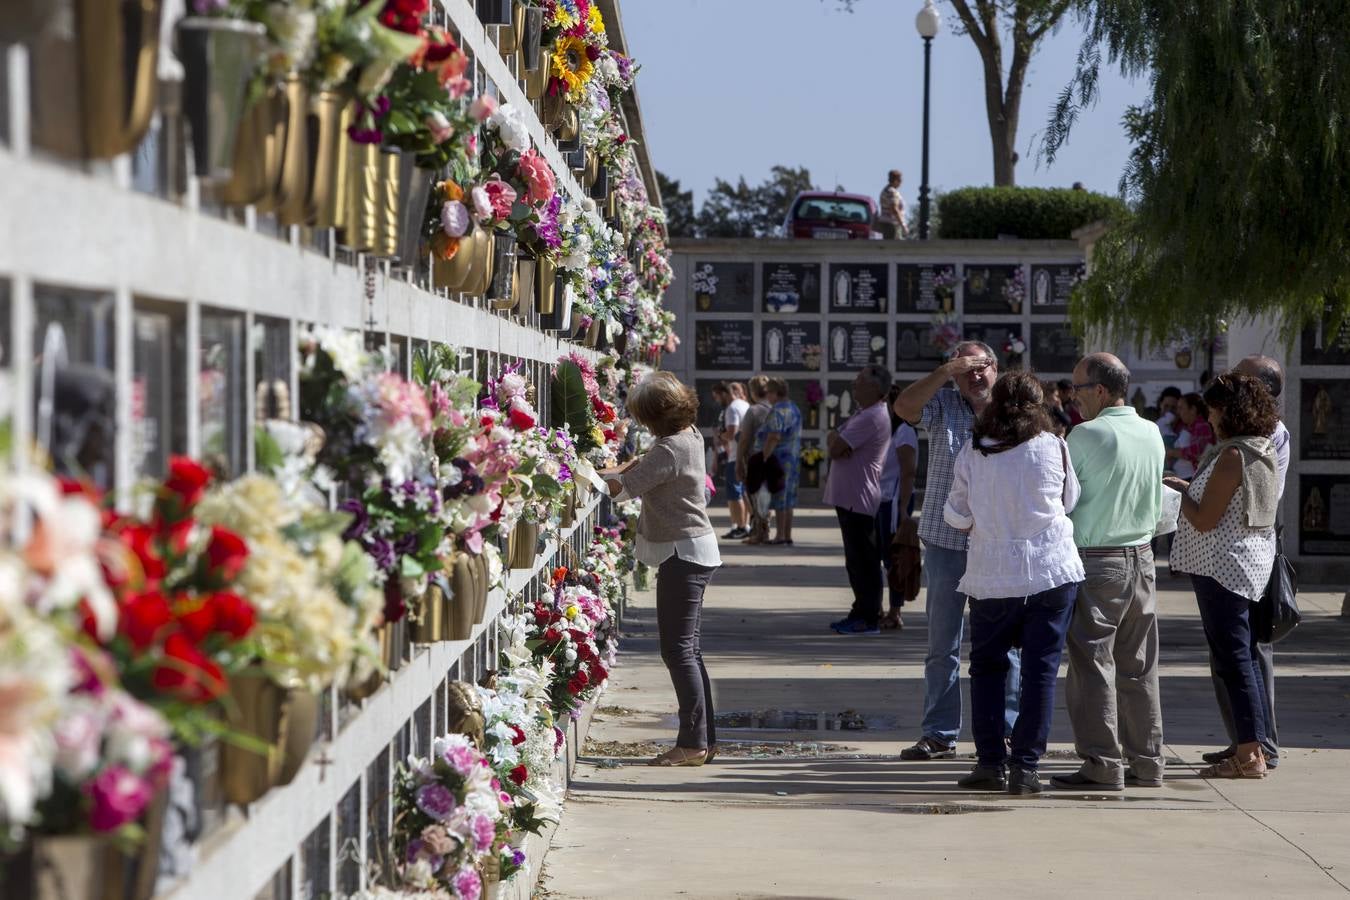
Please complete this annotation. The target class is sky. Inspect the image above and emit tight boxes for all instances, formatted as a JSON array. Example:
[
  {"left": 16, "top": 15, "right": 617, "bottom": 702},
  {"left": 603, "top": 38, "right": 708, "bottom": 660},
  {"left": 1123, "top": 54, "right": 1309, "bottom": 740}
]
[{"left": 618, "top": 0, "right": 1150, "bottom": 207}]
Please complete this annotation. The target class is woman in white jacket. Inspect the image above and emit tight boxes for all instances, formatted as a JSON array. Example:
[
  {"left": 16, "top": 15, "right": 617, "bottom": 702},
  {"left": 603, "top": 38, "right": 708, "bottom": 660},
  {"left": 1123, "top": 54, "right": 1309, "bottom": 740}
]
[{"left": 943, "top": 371, "right": 1085, "bottom": 796}]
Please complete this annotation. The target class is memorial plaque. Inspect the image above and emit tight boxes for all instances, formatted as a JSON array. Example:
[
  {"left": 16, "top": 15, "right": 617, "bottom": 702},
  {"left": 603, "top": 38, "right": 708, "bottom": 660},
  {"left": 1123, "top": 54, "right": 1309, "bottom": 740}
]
[
  {"left": 962, "top": 264, "right": 1024, "bottom": 315},
  {"left": 761, "top": 262, "right": 821, "bottom": 314},
  {"left": 761, "top": 320, "right": 822, "bottom": 371},
  {"left": 894, "top": 322, "right": 946, "bottom": 371},
  {"left": 786, "top": 379, "right": 824, "bottom": 432},
  {"left": 825, "top": 379, "right": 858, "bottom": 430},
  {"left": 1301, "top": 317, "right": 1350, "bottom": 366},
  {"left": 828, "top": 263, "right": 889, "bottom": 313},
  {"left": 825, "top": 321, "right": 888, "bottom": 371},
  {"left": 896, "top": 264, "right": 957, "bottom": 313},
  {"left": 1030, "top": 322, "right": 1082, "bottom": 373},
  {"left": 691, "top": 261, "right": 754, "bottom": 313},
  {"left": 964, "top": 321, "right": 1024, "bottom": 369},
  {"left": 694, "top": 319, "right": 754, "bottom": 371},
  {"left": 1300, "top": 380, "right": 1350, "bottom": 460},
  {"left": 801, "top": 437, "right": 823, "bottom": 488},
  {"left": 1298, "top": 474, "right": 1350, "bottom": 556},
  {"left": 1028, "top": 263, "right": 1082, "bottom": 310}
]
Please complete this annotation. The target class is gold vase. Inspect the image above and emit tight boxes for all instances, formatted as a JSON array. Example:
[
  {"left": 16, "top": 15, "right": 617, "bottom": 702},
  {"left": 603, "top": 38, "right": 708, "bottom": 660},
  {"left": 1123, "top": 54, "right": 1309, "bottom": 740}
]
[
  {"left": 273, "top": 74, "right": 312, "bottom": 225},
  {"left": 214, "top": 90, "right": 277, "bottom": 207},
  {"left": 341, "top": 141, "right": 386, "bottom": 252},
  {"left": 16, "top": 792, "right": 167, "bottom": 900},
  {"left": 28, "top": 0, "right": 161, "bottom": 160},
  {"left": 448, "top": 555, "right": 477, "bottom": 641},
  {"left": 524, "top": 58, "right": 550, "bottom": 101},
  {"left": 379, "top": 149, "right": 403, "bottom": 257},
  {"left": 509, "top": 520, "right": 539, "bottom": 569},
  {"left": 432, "top": 233, "right": 475, "bottom": 292},
  {"left": 305, "top": 90, "right": 347, "bottom": 227},
  {"left": 220, "top": 670, "right": 320, "bottom": 806},
  {"left": 536, "top": 255, "right": 557, "bottom": 315},
  {"left": 412, "top": 583, "right": 450, "bottom": 643},
  {"left": 584, "top": 319, "right": 602, "bottom": 348},
  {"left": 472, "top": 553, "right": 490, "bottom": 624},
  {"left": 515, "top": 257, "right": 538, "bottom": 317},
  {"left": 583, "top": 151, "right": 599, "bottom": 190}
]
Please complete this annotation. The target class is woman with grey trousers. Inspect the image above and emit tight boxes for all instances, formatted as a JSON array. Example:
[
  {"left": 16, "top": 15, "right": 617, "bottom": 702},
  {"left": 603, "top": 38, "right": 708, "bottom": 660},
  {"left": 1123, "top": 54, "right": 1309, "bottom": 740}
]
[{"left": 603, "top": 372, "right": 723, "bottom": 767}]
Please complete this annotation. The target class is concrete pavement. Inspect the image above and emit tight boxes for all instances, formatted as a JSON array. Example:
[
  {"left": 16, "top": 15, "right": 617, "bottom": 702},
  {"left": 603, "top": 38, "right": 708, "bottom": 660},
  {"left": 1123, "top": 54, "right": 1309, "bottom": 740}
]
[{"left": 543, "top": 508, "right": 1350, "bottom": 899}]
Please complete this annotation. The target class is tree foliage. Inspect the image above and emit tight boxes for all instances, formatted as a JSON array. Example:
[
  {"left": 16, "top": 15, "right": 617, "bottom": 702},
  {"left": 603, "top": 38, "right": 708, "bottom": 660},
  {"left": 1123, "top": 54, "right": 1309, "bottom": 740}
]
[
  {"left": 694, "top": 166, "right": 816, "bottom": 238},
  {"left": 656, "top": 171, "right": 696, "bottom": 238},
  {"left": 1047, "top": 1, "right": 1350, "bottom": 345},
  {"left": 938, "top": 186, "right": 1126, "bottom": 239}
]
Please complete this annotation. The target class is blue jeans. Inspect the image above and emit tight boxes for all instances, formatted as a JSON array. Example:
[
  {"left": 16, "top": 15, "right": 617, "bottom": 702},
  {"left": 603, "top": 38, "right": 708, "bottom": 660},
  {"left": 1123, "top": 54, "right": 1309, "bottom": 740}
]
[
  {"left": 723, "top": 461, "right": 745, "bottom": 500},
  {"left": 1193, "top": 574, "right": 1270, "bottom": 747},
  {"left": 921, "top": 544, "right": 1020, "bottom": 745},
  {"left": 969, "top": 583, "right": 1077, "bottom": 771}
]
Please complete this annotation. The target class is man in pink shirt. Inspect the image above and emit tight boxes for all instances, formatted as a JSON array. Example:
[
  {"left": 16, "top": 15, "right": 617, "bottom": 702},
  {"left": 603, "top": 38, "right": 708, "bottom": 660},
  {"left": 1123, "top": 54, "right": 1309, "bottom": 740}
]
[{"left": 825, "top": 365, "right": 895, "bottom": 635}]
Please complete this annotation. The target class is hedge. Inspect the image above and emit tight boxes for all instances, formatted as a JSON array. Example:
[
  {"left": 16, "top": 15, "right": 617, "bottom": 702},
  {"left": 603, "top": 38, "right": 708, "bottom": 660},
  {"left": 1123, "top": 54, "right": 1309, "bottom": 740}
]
[{"left": 936, "top": 187, "right": 1128, "bottom": 240}]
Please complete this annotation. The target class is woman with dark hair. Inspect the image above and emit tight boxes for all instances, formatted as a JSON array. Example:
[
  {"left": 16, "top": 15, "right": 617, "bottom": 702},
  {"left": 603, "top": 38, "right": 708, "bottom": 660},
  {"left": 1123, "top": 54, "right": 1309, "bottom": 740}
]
[
  {"left": 1166, "top": 373, "right": 1279, "bottom": 779},
  {"left": 944, "top": 371, "right": 1084, "bottom": 795},
  {"left": 755, "top": 378, "right": 803, "bottom": 545},
  {"left": 877, "top": 383, "right": 920, "bottom": 629},
  {"left": 1167, "top": 392, "right": 1215, "bottom": 478},
  {"left": 602, "top": 373, "right": 722, "bottom": 767}
]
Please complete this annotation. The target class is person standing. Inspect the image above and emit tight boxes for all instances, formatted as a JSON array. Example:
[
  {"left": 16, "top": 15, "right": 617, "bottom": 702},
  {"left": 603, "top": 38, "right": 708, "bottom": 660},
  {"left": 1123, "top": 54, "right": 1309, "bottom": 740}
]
[
  {"left": 1166, "top": 373, "right": 1279, "bottom": 779},
  {"left": 824, "top": 365, "right": 895, "bottom": 635},
  {"left": 1050, "top": 353, "right": 1167, "bottom": 792},
  {"left": 943, "top": 372, "right": 1084, "bottom": 795},
  {"left": 1167, "top": 392, "right": 1215, "bottom": 477},
  {"left": 1156, "top": 386, "right": 1183, "bottom": 444},
  {"left": 737, "top": 376, "right": 774, "bottom": 545},
  {"left": 878, "top": 385, "right": 920, "bottom": 630},
  {"left": 877, "top": 170, "right": 909, "bottom": 240},
  {"left": 1201, "top": 355, "right": 1290, "bottom": 770},
  {"left": 756, "top": 378, "right": 802, "bottom": 545},
  {"left": 602, "top": 373, "right": 722, "bottom": 767},
  {"left": 893, "top": 342, "right": 1020, "bottom": 760},
  {"left": 720, "top": 382, "right": 751, "bottom": 539},
  {"left": 1057, "top": 379, "right": 1084, "bottom": 429}
]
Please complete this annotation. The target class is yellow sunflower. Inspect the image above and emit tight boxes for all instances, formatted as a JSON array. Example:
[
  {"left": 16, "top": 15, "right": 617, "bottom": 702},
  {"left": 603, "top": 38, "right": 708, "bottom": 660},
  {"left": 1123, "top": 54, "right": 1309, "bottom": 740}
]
[{"left": 551, "top": 35, "right": 595, "bottom": 96}]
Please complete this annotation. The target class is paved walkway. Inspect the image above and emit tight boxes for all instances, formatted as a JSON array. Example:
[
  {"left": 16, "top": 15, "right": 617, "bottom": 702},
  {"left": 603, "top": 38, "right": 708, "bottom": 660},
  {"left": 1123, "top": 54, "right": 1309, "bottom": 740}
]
[{"left": 543, "top": 508, "right": 1350, "bottom": 899}]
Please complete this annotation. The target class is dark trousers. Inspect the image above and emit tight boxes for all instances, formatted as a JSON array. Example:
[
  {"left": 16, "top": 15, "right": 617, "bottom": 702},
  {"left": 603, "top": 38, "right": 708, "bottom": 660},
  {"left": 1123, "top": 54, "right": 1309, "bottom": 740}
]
[
  {"left": 1192, "top": 575, "right": 1270, "bottom": 747},
  {"left": 656, "top": 556, "right": 719, "bottom": 749},
  {"left": 836, "top": 506, "right": 883, "bottom": 625},
  {"left": 1210, "top": 635, "right": 1278, "bottom": 760},
  {"left": 875, "top": 499, "right": 900, "bottom": 611},
  {"left": 969, "top": 583, "right": 1077, "bottom": 771}
]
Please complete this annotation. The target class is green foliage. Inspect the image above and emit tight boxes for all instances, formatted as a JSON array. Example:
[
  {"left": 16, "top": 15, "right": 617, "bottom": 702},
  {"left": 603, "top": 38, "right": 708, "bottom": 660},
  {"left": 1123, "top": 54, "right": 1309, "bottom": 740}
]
[
  {"left": 1047, "top": 0, "right": 1350, "bottom": 346},
  {"left": 936, "top": 186, "right": 1126, "bottom": 240},
  {"left": 551, "top": 360, "right": 597, "bottom": 452},
  {"left": 656, "top": 171, "right": 696, "bottom": 237},
  {"left": 696, "top": 165, "right": 815, "bottom": 238}
]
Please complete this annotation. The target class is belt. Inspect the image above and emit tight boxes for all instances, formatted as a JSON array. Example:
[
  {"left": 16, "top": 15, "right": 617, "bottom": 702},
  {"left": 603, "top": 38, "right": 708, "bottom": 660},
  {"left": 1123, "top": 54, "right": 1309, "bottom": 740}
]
[{"left": 1080, "top": 543, "right": 1153, "bottom": 557}]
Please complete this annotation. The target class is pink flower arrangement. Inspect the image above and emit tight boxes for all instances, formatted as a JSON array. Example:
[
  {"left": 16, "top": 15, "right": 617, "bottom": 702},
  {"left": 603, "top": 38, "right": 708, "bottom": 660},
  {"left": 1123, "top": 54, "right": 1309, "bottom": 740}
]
[
  {"left": 517, "top": 149, "right": 556, "bottom": 205},
  {"left": 469, "top": 95, "right": 498, "bottom": 122},
  {"left": 470, "top": 185, "right": 493, "bottom": 222},
  {"left": 482, "top": 179, "right": 517, "bottom": 222}
]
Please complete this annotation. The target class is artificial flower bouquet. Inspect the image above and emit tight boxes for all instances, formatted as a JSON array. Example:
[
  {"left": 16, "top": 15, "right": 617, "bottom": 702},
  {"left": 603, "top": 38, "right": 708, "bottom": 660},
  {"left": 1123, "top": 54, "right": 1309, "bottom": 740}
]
[
  {"left": 525, "top": 566, "right": 613, "bottom": 720},
  {"left": 550, "top": 352, "right": 619, "bottom": 470}
]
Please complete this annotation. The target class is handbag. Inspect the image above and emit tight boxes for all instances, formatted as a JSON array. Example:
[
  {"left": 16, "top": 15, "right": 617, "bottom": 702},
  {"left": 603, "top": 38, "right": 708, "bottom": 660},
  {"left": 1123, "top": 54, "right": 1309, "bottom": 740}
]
[{"left": 1254, "top": 525, "right": 1300, "bottom": 643}]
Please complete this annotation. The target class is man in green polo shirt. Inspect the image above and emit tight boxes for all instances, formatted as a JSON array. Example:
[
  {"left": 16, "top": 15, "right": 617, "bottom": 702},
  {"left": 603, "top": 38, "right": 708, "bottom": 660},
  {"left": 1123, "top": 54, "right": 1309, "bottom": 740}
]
[{"left": 1051, "top": 353, "right": 1167, "bottom": 792}]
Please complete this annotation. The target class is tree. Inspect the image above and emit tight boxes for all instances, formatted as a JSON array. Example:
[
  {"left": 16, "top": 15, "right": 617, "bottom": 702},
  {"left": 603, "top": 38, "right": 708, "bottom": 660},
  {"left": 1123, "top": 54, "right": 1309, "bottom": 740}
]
[
  {"left": 832, "top": 1, "right": 1071, "bottom": 186},
  {"left": 696, "top": 165, "right": 815, "bottom": 238},
  {"left": 656, "top": 171, "right": 696, "bottom": 238},
  {"left": 1043, "top": 1, "right": 1350, "bottom": 344}
]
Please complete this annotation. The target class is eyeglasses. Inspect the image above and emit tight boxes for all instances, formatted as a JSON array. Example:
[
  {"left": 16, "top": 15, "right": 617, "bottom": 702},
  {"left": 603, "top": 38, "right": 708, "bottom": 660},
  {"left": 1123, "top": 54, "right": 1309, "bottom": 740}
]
[{"left": 1071, "top": 381, "right": 1101, "bottom": 391}]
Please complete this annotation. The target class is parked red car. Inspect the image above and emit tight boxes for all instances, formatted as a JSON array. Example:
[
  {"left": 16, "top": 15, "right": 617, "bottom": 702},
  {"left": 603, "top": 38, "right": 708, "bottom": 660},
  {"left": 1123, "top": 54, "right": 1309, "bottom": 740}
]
[{"left": 783, "top": 191, "right": 878, "bottom": 240}]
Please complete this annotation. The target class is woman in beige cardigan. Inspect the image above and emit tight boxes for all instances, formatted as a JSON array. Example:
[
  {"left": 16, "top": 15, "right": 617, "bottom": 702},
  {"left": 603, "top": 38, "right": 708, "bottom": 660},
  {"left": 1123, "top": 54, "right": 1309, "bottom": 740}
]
[{"left": 603, "top": 373, "right": 723, "bottom": 766}]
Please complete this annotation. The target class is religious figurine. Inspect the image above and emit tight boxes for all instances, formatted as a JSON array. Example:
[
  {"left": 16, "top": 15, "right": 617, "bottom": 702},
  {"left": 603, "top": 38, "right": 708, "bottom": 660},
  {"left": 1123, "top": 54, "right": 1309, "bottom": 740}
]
[
  {"left": 1303, "top": 487, "right": 1327, "bottom": 532},
  {"left": 1313, "top": 385, "right": 1333, "bottom": 435},
  {"left": 766, "top": 327, "right": 784, "bottom": 365},
  {"left": 831, "top": 326, "right": 848, "bottom": 363},
  {"left": 833, "top": 270, "right": 851, "bottom": 308}
]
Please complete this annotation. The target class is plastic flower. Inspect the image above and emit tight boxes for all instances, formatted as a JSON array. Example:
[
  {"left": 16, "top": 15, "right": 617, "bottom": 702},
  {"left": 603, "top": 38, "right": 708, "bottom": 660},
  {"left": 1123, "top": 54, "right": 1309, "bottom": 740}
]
[
  {"left": 469, "top": 95, "right": 498, "bottom": 123},
  {"left": 482, "top": 180, "right": 518, "bottom": 222},
  {"left": 517, "top": 150, "right": 556, "bottom": 205},
  {"left": 441, "top": 200, "right": 470, "bottom": 237},
  {"left": 551, "top": 36, "right": 595, "bottom": 97},
  {"left": 487, "top": 103, "right": 530, "bottom": 154}
]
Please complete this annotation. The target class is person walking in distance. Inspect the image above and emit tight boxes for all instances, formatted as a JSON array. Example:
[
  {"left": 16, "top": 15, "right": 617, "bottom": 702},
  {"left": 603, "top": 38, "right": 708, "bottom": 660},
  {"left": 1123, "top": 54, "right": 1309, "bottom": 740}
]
[
  {"left": 824, "top": 365, "right": 896, "bottom": 635},
  {"left": 1051, "top": 354, "right": 1167, "bottom": 791},
  {"left": 720, "top": 382, "right": 751, "bottom": 540},
  {"left": 893, "top": 342, "right": 1021, "bottom": 760},
  {"left": 877, "top": 170, "right": 910, "bottom": 240},
  {"left": 1201, "top": 355, "right": 1290, "bottom": 771},
  {"left": 736, "top": 376, "right": 774, "bottom": 545}
]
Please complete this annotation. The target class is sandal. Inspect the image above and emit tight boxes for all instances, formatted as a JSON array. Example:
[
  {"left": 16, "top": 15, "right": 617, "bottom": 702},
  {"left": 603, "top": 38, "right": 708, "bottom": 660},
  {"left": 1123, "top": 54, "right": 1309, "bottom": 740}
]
[
  {"left": 880, "top": 610, "right": 904, "bottom": 630},
  {"left": 648, "top": 747, "right": 708, "bottom": 767},
  {"left": 1199, "top": 748, "right": 1267, "bottom": 779},
  {"left": 767, "top": 538, "right": 794, "bottom": 546},
  {"left": 705, "top": 743, "right": 719, "bottom": 764}
]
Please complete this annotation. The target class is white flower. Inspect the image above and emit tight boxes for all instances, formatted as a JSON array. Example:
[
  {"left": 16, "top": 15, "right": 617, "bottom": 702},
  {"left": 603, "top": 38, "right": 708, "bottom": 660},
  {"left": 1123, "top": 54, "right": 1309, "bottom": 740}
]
[
  {"left": 316, "top": 327, "right": 369, "bottom": 381},
  {"left": 488, "top": 103, "right": 531, "bottom": 153}
]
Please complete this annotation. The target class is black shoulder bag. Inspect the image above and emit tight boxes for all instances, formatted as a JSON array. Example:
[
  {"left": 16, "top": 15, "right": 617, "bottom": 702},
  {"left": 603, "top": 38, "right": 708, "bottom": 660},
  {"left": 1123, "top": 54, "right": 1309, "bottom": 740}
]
[{"left": 1254, "top": 520, "right": 1300, "bottom": 644}]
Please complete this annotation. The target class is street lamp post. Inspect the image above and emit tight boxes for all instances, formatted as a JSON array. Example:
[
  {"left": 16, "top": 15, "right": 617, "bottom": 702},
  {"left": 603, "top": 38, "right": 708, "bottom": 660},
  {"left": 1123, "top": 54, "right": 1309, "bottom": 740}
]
[{"left": 915, "top": 0, "right": 941, "bottom": 240}]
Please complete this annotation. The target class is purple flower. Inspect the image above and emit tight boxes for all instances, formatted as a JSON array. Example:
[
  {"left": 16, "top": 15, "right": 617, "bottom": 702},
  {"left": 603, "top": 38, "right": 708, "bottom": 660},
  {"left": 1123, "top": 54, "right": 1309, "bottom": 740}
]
[
  {"left": 416, "top": 783, "right": 457, "bottom": 821},
  {"left": 558, "top": 464, "right": 572, "bottom": 483},
  {"left": 510, "top": 848, "right": 526, "bottom": 866},
  {"left": 339, "top": 498, "right": 369, "bottom": 541},
  {"left": 472, "top": 813, "right": 496, "bottom": 852},
  {"left": 369, "top": 536, "right": 396, "bottom": 571},
  {"left": 193, "top": 0, "right": 229, "bottom": 12},
  {"left": 453, "top": 867, "right": 482, "bottom": 900},
  {"left": 347, "top": 125, "right": 383, "bottom": 144}
]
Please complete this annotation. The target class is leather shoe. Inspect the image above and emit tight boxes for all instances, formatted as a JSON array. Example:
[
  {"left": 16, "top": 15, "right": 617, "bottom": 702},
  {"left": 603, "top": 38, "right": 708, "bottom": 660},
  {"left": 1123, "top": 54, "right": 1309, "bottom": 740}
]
[
  {"left": 1007, "top": 768, "right": 1043, "bottom": 795},
  {"left": 900, "top": 737, "right": 957, "bottom": 761},
  {"left": 1201, "top": 747, "right": 1235, "bottom": 764},
  {"left": 1049, "top": 771, "right": 1124, "bottom": 791},
  {"left": 957, "top": 766, "right": 1007, "bottom": 791}
]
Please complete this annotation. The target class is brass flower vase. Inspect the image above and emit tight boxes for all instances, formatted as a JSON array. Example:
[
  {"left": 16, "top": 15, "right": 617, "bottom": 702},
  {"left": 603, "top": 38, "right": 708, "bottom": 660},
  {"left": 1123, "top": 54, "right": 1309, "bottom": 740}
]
[
  {"left": 412, "top": 583, "right": 450, "bottom": 643},
  {"left": 220, "top": 669, "right": 320, "bottom": 806},
  {"left": 523, "top": 55, "right": 550, "bottom": 101},
  {"left": 178, "top": 16, "right": 265, "bottom": 182},
  {"left": 535, "top": 255, "right": 557, "bottom": 315},
  {"left": 340, "top": 142, "right": 388, "bottom": 253},
  {"left": 304, "top": 90, "right": 348, "bottom": 227},
  {"left": 448, "top": 555, "right": 477, "bottom": 641},
  {"left": 432, "top": 230, "right": 475, "bottom": 293},
  {"left": 508, "top": 520, "right": 538, "bottom": 569},
  {"left": 516, "top": 255, "right": 538, "bottom": 318},
  {"left": 584, "top": 318, "right": 601, "bottom": 348},
  {"left": 472, "top": 553, "right": 490, "bottom": 624},
  {"left": 215, "top": 87, "right": 286, "bottom": 208},
  {"left": 28, "top": 0, "right": 162, "bottom": 161},
  {"left": 273, "top": 74, "right": 313, "bottom": 225},
  {"left": 378, "top": 149, "right": 403, "bottom": 257},
  {"left": 466, "top": 227, "right": 498, "bottom": 296}
]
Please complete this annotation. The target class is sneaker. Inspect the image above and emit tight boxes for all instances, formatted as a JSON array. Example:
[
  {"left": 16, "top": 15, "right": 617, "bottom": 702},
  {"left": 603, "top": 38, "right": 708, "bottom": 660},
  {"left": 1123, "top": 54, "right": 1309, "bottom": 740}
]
[
  {"left": 724, "top": 527, "right": 748, "bottom": 539},
  {"left": 831, "top": 619, "right": 880, "bottom": 636},
  {"left": 1049, "top": 771, "right": 1124, "bottom": 792},
  {"left": 1124, "top": 772, "right": 1163, "bottom": 788},
  {"left": 958, "top": 766, "right": 1007, "bottom": 791},
  {"left": 899, "top": 737, "right": 957, "bottom": 761},
  {"left": 1007, "top": 768, "right": 1043, "bottom": 795}
]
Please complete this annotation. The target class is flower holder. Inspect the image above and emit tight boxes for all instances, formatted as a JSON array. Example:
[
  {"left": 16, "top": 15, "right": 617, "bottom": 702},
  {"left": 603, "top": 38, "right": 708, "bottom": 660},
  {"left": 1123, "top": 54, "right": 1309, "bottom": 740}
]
[
  {"left": 339, "top": 142, "right": 390, "bottom": 253},
  {"left": 540, "top": 274, "right": 573, "bottom": 332},
  {"left": 560, "top": 481, "right": 578, "bottom": 527},
  {"left": 214, "top": 87, "right": 285, "bottom": 208},
  {"left": 590, "top": 160, "right": 610, "bottom": 202},
  {"left": 273, "top": 74, "right": 313, "bottom": 224},
  {"left": 412, "top": 583, "right": 451, "bottom": 643},
  {"left": 523, "top": 54, "right": 550, "bottom": 100},
  {"left": 178, "top": 16, "right": 265, "bottom": 182},
  {"left": 516, "top": 254, "right": 538, "bottom": 318},
  {"left": 520, "top": 5, "right": 545, "bottom": 71},
  {"left": 477, "top": 0, "right": 514, "bottom": 25},
  {"left": 471, "top": 553, "right": 490, "bottom": 624},
  {"left": 432, "top": 225, "right": 477, "bottom": 293},
  {"left": 4, "top": 791, "right": 167, "bottom": 900},
  {"left": 613, "top": 328, "right": 630, "bottom": 357},
  {"left": 488, "top": 232, "right": 519, "bottom": 310},
  {"left": 393, "top": 155, "right": 435, "bottom": 266},
  {"left": 448, "top": 555, "right": 477, "bottom": 640},
  {"left": 378, "top": 149, "right": 404, "bottom": 257},
  {"left": 508, "top": 520, "right": 540, "bottom": 569},
  {"left": 534, "top": 254, "right": 557, "bottom": 315},
  {"left": 220, "top": 669, "right": 320, "bottom": 806},
  {"left": 28, "top": 0, "right": 161, "bottom": 161},
  {"left": 463, "top": 226, "right": 497, "bottom": 296},
  {"left": 305, "top": 90, "right": 348, "bottom": 228}
]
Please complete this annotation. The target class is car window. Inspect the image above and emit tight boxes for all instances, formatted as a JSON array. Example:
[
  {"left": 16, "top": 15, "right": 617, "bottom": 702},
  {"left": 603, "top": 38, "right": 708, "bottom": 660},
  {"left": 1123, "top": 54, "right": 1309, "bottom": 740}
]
[{"left": 793, "top": 199, "right": 871, "bottom": 223}]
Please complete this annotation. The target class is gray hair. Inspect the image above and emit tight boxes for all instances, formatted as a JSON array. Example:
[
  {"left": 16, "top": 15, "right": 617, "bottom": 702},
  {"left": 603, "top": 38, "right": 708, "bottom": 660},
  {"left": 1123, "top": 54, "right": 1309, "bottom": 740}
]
[
  {"left": 952, "top": 340, "right": 996, "bottom": 360},
  {"left": 1082, "top": 353, "right": 1131, "bottom": 400},
  {"left": 859, "top": 364, "right": 892, "bottom": 395}
]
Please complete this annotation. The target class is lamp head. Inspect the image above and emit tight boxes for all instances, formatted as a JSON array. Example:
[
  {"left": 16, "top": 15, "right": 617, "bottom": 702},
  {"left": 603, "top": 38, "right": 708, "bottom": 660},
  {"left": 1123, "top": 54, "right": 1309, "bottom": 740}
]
[{"left": 916, "top": 0, "right": 942, "bottom": 38}]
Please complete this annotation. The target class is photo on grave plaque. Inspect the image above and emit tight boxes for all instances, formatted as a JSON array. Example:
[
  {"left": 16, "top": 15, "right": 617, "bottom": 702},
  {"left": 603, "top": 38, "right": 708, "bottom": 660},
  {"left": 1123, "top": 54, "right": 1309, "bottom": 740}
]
[
  {"left": 963, "top": 322, "right": 1023, "bottom": 369},
  {"left": 828, "top": 263, "right": 889, "bottom": 313},
  {"left": 761, "top": 320, "right": 822, "bottom": 371},
  {"left": 761, "top": 262, "right": 821, "bottom": 314},
  {"left": 1030, "top": 322, "right": 1082, "bottom": 373},
  {"left": 1300, "top": 315, "right": 1350, "bottom": 366},
  {"left": 693, "top": 319, "right": 755, "bottom": 371},
  {"left": 826, "top": 321, "right": 888, "bottom": 371},
  {"left": 894, "top": 322, "right": 945, "bottom": 371},
  {"left": 825, "top": 379, "right": 858, "bottom": 430},
  {"left": 1298, "top": 474, "right": 1350, "bottom": 555},
  {"left": 1300, "top": 379, "right": 1350, "bottom": 460},
  {"left": 895, "top": 264, "right": 953, "bottom": 313},
  {"left": 1028, "top": 263, "right": 1083, "bottom": 310},
  {"left": 786, "top": 379, "right": 823, "bottom": 431},
  {"left": 961, "top": 264, "right": 1024, "bottom": 314},
  {"left": 691, "top": 261, "right": 755, "bottom": 313}
]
